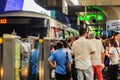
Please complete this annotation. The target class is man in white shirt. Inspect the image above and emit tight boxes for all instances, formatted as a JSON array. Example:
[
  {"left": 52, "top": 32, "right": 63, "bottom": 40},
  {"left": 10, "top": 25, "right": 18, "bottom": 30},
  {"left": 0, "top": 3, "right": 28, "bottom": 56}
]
[
  {"left": 72, "top": 27, "right": 96, "bottom": 80},
  {"left": 88, "top": 32, "right": 105, "bottom": 80}
]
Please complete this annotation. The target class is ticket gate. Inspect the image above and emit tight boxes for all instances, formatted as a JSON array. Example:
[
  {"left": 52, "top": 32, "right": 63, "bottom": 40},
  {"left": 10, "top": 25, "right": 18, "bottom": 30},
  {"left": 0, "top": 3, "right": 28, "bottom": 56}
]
[
  {"left": 3, "top": 34, "right": 21, "bottom": 80},
  {"left": 41, "top": 37, "right": 51, "bottom": 80},
  {"left": 0, "top": 37, "right": 3, "bottom": 80},
  {"left": 39, "top": 37, "right": 57, "bottom": 80},
  {"left": 2, "top": 35, "right": 52, "bottom": 80}
]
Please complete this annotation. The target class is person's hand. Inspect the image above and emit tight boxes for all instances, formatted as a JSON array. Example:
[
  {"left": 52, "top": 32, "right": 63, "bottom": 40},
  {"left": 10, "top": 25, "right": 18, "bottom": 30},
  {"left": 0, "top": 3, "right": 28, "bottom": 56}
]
[{"left": 100, "top": 63, "right": 105, "bottom": 69}]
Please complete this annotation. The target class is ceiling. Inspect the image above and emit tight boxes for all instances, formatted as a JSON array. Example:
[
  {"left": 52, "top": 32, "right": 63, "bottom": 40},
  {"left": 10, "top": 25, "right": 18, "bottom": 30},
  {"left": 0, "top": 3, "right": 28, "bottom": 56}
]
[
  {"left": 77, "top": 0, "right": 120, "bottom": 20},
  {"left": 69, "top": 0, "right": 120, "bottom": 30},
  {"left": 35, "top": 0, "right": 120, "bottom": 30}
]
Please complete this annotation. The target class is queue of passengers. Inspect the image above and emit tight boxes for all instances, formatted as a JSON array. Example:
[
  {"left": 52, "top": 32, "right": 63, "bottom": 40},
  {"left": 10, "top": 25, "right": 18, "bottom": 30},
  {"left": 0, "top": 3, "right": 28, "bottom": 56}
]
[{"left": 48, "top": 27, "right": 120, "bottom": 80}]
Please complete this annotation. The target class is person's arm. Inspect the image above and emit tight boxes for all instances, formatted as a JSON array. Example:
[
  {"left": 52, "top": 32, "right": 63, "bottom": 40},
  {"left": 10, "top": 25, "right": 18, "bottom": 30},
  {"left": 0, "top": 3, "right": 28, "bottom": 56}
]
[
  {"left": 48, "top": 53, "right": 56, "bottom": 68},
  {"left": 89, "top": 41, "right": 96, "bottom": 54},
  {"left": 101, "top": 41, "right": 105, "bottom": 63},
  {"left": 48, "top": 60, "right": 56, "bottom": 68},
  {"left": 108, "top": 47, "right": 114, "bottom": 58},
  {"left": 101, "top": 52, "right": 105, "bottom": 63}
]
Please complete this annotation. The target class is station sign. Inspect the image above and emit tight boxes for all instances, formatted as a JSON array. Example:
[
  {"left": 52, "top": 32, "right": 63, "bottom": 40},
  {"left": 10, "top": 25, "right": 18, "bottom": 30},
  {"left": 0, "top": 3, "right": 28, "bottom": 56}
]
[{"left": 79, "top": 14, "right": 103, "bottom": 21}]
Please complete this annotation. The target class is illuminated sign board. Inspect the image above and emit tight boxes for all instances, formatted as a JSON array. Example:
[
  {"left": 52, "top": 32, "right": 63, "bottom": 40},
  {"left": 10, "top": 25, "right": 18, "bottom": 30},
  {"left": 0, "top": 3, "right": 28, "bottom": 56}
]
[
  {"left": 0, "top": 18, "right": 31, "bottom": 24},
  {"left": 93, "top": 27, "right": 101, "bottom": 36},
  {"left": 0, "top": 18, "right": 7, "bottom": 24},
  {"left": 79, "top": 14, "right": 103, "bottom": 21},
  {"left": 5, "top": 0, "right": 24, "bottom": 11}
]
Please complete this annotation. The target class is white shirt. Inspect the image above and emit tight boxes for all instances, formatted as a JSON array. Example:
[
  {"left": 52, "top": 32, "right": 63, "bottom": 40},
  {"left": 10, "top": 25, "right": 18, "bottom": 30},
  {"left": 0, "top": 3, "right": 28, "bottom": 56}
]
[
  {"left": 109, "top": 47, "right": 120, "bottom": 65},
  {"left": 90, "top": 39, "right": 104, "bottom": 65},
  {"left": 72, "top": 37, "right": 96, "bottom": 70}
]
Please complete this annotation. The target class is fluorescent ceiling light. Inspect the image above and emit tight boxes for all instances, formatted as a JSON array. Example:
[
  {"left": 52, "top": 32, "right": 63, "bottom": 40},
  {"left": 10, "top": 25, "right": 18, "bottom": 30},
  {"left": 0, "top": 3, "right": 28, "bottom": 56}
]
[{"left": 70, "top": 0, "right": 79, "bottom": 5}]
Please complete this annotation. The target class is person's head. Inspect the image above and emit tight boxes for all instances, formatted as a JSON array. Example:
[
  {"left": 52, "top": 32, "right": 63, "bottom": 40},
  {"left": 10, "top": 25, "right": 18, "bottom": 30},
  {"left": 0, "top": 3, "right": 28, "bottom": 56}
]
[
  {"left": 34, "top": 40, "right": 39, "bottom": 49},
  {"left": 88, "top": 32, "right": 95, "bottom": 39},
  {"left": 100, "top": 35, "right": 107, "bottom": 42},
  {"left": 110, "top": 38, "right": 118, "bottom": 47},
  {"left": 53, "top": 44, "right": 58, "bottom": 50},
  {"left": 60, "top": 40, "right": 68, "bottom": 48},
  {"left": 113, "top": 32, "right": 120, "bottom": 41},
  {"left": 57, "top": 41, "right": 63, "bottom": 49},
  {"left": 79, "top": 27, "right": 87, "bottom": 37}
]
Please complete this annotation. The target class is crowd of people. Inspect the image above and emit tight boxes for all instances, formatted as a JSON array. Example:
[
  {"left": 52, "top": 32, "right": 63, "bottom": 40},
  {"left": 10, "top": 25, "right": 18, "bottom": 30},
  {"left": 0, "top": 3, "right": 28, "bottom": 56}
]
[{"left": 48, "top": 27, "right": 120, "bottom": 80}]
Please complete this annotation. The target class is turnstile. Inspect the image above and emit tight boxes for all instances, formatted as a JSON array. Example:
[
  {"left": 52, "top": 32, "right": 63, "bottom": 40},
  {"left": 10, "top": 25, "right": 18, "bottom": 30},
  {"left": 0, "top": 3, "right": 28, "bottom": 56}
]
[
  {"left": 3, "top": 34, "right": 21, "bottom": 80},
  {"left": 0, "top": 37, "right": 3, "bottom": 80},
  {"left": 39, "top": 37, "right": 51, "bottom": 80}
]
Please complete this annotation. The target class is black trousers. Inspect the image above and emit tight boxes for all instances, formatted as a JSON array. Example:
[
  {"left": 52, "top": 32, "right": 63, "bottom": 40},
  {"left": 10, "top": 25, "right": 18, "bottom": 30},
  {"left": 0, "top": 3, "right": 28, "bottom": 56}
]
[
  {"left": 55, "top": 73, "right": 68, "bottom": 80},
  {"left": 28, "top": 74, "right": 39, "bottom": 80},
  {"left": 107, "top": 64, "right": 118, "bottom": 80}
]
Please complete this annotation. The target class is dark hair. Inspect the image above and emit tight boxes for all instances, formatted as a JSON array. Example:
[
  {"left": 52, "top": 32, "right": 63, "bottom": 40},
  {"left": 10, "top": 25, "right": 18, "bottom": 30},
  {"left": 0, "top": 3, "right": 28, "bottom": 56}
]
[
  {"left": 60, "top": 40, "right": 68, "bottom": 48},
  {"left": 79, "top": 27, "right": 87, "bottom": 36},
  {"left": 57, "top": 42, "right": 63, "bottom": 49},
  {"left": 100, "top": 35, "right": 107, "bottom": 40},
  {"left": 34, "top": 40, "right": 39, "bottom": 49},
  {"left": 104, "top": 39, "right": 110, "bottom": 47},
  {"left": 110, "top": 38, "right": 118, "bottom": 47},
  {"left": 53, "top": 44, "right": 58, "bottom": 50},
  {"left": 113, "top": 32, "right": 119, "bottom": 36},
  {"left": 67, "top": 38, "right": 72, "bottom": 43}
]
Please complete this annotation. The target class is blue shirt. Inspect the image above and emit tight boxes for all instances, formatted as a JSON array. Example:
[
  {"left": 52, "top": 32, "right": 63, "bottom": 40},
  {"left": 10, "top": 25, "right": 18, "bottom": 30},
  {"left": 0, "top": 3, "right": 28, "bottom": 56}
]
[
  {"left": 30, "top": 49, "right": 39, "bottom": 74},
  {"left": 48, "top": 48, "right": 72, "bottom": 74}
]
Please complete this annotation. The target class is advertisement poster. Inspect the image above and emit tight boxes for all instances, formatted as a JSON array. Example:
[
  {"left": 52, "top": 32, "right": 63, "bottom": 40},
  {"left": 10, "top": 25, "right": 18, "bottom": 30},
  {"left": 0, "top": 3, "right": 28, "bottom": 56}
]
[{"left": 106, "top": 20, "right": 120, "bottom": 31}]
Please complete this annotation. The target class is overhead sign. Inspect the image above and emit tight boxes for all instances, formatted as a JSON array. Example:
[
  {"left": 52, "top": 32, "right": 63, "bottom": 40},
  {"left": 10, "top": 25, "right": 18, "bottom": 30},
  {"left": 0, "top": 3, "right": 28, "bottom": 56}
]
[
  {"left": 79, "top": 14, "right": 103, "bottom": 21},
  {"left": 106, "top": 20, "right": 120, "bottom": 31}
]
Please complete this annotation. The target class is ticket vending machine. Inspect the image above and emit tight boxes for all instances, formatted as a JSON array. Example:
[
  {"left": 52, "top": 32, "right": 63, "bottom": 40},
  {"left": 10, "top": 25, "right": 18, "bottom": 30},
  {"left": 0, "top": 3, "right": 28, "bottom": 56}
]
[
  {"left": 0, "top": 37, "right": 3, "bottom": 80},
  {"left": 3, "top": 34, "right": 21, "bottom": 80}
]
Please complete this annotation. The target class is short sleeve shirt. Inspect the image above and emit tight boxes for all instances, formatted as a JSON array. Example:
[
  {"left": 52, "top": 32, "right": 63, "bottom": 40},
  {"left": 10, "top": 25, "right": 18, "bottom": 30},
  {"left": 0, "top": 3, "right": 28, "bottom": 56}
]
[
  {"left": 48, "top": 48, "right": 72, "bottom": 74},
  {"left": 72, "top": 37, "right": 96, "bottom": 69},
  {"left": 109, "top": 47, "right": 120, "bottom": 65}
]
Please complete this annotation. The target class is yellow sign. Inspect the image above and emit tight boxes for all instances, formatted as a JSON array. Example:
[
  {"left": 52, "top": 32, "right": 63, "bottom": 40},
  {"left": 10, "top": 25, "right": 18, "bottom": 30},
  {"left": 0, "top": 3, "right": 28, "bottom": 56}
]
[
  {"left": 0, "top": 38, "right": 3, "bottom": 44},
  {"left": 39, "top": 39, "right": 44, "bottom": 43}
]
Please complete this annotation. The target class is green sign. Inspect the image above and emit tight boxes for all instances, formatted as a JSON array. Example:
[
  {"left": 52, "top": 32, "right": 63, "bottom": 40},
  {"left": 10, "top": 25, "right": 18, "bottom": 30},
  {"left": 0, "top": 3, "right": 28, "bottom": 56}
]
[
  {"left": 79, "top": 14, "right": 103, "bottom": 21},
  {"left": 93, "top": 27, "right": 101, "bottom": 36}
]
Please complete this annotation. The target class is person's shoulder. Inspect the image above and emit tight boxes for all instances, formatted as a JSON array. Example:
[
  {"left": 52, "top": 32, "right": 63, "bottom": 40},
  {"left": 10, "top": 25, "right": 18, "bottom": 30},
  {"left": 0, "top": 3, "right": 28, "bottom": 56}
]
[{"left": 73, "top": 38, "right": 80, "bottom": 44}]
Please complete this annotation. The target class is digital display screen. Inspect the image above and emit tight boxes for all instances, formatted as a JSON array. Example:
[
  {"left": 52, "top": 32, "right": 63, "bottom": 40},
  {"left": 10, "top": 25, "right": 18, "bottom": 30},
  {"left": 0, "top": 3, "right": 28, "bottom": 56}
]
[
  {"left": 5, "top": 0, "right": 24, "bottom": 11},
  {"left": 0, "top": 18, "right": 30, "bottom": 24},
  {"left": 0, "top": 18, "right": 7, "bottom": 24}
]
